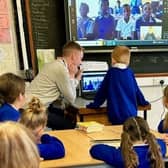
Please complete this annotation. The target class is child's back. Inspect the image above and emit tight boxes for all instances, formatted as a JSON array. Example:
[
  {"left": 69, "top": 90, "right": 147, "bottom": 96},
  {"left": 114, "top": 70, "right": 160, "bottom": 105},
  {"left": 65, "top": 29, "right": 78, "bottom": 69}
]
[
  {"left": 87, "top": 46, "right": 149, "bottom": 124},
  {"left": 90, "top": 116, "right": 165, "bottom": 168}
]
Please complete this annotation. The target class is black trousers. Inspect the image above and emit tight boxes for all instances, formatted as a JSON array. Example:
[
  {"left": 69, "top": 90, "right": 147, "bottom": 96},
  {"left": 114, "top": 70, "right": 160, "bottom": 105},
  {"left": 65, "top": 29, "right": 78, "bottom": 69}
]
[{"left": 47, "top": 104, "right": 76, "bottom": 130}]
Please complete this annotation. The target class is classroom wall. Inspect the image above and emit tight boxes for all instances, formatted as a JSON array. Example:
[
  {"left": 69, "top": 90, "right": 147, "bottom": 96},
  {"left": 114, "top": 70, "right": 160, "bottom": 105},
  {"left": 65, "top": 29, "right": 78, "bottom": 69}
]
[
  {"left": 0, "top": 0, "right": 167, "bottom": 131},
  {"left": 0, "top": 0, "right": 21, "bottom": 75},
  {"left": 138, "top": 83, "right": 165, "bottom": 131}
]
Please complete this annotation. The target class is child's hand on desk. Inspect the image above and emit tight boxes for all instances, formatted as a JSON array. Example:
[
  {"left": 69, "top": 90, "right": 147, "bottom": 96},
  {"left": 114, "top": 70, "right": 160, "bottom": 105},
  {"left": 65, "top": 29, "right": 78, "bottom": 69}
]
[
  {"left": 162, "top": 133, "right": 168, "bottom": 145},
  {"left": 40, "top": 157, "right": 44, "bottom": 161}
]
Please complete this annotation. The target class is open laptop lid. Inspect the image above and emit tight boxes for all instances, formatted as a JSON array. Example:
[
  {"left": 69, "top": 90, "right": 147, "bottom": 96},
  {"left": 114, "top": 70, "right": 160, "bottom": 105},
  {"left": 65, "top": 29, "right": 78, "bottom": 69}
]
[{"left": 80, "top": 71, "right": 106, "bottom": 100}]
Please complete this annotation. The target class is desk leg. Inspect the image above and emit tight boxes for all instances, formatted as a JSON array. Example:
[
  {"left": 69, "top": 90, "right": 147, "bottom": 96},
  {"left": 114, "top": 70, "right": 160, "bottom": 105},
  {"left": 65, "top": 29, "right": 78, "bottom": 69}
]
[{"left": 144, "top": 110, "right": 147, "bottom": 120}]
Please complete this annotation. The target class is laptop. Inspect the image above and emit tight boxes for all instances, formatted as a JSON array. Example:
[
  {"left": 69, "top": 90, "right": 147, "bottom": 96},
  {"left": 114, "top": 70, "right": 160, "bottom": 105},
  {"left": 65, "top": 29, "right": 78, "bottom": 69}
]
[{"left": 80, "top": 71, "right": 106, "bottom": 100}]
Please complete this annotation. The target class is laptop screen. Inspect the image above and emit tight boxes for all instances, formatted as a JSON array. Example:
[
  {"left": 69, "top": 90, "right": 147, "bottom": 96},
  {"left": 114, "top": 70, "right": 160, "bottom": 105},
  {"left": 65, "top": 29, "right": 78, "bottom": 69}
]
[{"left": 80, "top": 71, "right": 106, "bottom": 99}]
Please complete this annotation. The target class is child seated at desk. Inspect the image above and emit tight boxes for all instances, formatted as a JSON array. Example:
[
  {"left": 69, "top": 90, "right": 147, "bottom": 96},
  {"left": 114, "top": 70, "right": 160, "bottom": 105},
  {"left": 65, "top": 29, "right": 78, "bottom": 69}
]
[
  {"left": 20, "top": 97, "right": 65, "bottom": 160},
  {"left": 158, "top": 85, "right": 168, "bottom": 142},
  {"left": 90, "top": 116, "right": 166, "bottom": 168},
  {"left": 87, "top": 46, "right": 149, "bottom": 124},
  {"left": 0, "top": 73, "right": 25, "bottom": 122}
]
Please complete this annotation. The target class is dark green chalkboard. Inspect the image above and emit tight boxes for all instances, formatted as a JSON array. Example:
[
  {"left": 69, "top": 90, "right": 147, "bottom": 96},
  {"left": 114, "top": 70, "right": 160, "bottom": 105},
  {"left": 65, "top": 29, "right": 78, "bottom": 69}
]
[
  {"left": 84, "top": 51, "right": 168, "bottom": 76},
  {"left": 130, "top": 52, "right": 168, "bottom": 76},
  {"left": 29, "top": 0, "right": 66, "bottom": 54}
]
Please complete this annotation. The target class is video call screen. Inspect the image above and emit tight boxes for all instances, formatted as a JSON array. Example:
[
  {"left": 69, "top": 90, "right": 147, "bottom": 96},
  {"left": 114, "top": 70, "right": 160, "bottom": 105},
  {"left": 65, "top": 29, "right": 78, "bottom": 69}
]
[
  {"left": 66, "top": 0, "right": 168, "bottom": 47},
  {"left": 81, "top": 72, "right": 106, "bottom": 92}
]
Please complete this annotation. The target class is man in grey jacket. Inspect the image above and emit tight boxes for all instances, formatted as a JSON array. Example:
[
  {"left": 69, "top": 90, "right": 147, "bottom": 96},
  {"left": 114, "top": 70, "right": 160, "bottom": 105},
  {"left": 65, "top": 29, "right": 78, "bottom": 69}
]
[{"left": 26, "top": 41, "right": 83, "bottom": 129}]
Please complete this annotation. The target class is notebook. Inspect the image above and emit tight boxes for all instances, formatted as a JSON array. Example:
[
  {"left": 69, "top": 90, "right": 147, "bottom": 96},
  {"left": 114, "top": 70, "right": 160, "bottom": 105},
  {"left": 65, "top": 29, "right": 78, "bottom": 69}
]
[
  {"left": 90, "top": 139, "right": 121, "bottom": 148},
  {"left": 80, "top": 71, "right": 106, "bottom": 100}
]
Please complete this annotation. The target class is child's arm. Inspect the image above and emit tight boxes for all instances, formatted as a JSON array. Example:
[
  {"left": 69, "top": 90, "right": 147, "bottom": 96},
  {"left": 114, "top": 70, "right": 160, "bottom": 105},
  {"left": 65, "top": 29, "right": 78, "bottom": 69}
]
[
  {"left": 133, "top": 75, "right": 149, "bottom": 106},
  {"left": 156, "top": 139, "right": 167, "bottom": 157},
  {"left": 38, "top": 134, "right": 65, "bottom": 160},
  {"left": 90, "top": 144, "right": 124, "bottom": 167},
  {"left": 158, "top": 119, "right": 165, "bottom": 133},
  {"left": 158, "top": 120, "right": 168, "bottom": 145},
  {"left": 86, "top": 72, "right": 109, "bottom": 108}
]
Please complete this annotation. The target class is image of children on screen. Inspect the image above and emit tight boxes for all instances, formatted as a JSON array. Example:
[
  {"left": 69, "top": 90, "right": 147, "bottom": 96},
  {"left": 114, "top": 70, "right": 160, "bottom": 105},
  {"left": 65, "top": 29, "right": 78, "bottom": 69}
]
[{"left": 75, "top": 0, "right": 163, "bottom": 40}]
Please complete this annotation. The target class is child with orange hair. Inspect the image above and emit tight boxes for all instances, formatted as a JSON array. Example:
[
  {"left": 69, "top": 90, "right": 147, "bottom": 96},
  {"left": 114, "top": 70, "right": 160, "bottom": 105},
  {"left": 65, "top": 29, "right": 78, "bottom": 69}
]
[{"left": 87, "top": 46, "right": 149, "bottom": 124}]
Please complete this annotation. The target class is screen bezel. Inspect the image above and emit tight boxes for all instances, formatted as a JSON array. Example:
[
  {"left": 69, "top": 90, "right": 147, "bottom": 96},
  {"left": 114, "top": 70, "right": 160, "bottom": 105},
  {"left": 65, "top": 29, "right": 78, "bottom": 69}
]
[
  {"left": 64, "top": 0, "right": 168, "bottom": 53},
  {"left": 80, "top": 71, "right": 106, "bottom": 96}
]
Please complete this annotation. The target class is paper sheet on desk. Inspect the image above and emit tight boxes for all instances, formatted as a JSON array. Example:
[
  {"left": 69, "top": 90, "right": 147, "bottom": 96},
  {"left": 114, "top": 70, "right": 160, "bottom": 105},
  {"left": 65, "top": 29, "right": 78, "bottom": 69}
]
[
  {"left": 91, "top": 139, "right": 121, "bottom": 148},
  {"left": 82, "top": 61, "right": 108, "bottom": 71}
]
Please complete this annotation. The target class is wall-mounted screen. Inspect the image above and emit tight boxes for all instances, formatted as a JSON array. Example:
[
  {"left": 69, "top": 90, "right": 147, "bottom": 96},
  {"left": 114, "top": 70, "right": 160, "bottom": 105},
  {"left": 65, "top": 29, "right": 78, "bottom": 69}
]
[{"left": 64, "top": 0, "right": 168, "bottom": 52}]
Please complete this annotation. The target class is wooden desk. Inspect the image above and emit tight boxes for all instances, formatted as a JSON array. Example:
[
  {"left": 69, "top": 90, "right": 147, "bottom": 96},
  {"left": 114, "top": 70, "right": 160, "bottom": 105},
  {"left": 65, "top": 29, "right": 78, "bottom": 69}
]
[
  {"left": 40, "top": 129, "right": 103, "bottom": 168},
  {"left": 40, "top": 126, "right": 166, "bottom": 168},
  {"left": 75, "top": 97, "right": 151, "bottom": 125}
]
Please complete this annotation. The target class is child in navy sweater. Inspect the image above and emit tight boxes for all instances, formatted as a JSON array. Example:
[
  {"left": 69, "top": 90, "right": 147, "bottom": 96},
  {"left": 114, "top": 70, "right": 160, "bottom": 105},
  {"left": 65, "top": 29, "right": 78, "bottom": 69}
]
[
  {"left": 158, "top": 85, "right": 168, "bottom": 144},
  {"left": 87, "top": 46, "right": 149, "bottom": 124},
  {"left": 90, "top": 116, "right": 166, "bottom": 168},
  {"left": 20, "top": 97, "right": 65, "bottom": 160},
  {"left": 0, "top": 73, "right": 25, "bottom": 121}
]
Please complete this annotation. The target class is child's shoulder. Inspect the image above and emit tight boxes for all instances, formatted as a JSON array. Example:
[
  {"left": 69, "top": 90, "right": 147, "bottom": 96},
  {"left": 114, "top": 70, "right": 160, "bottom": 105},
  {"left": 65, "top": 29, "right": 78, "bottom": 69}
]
[{"left": 109, "top": 67, "right": 134, "bottom": 74}]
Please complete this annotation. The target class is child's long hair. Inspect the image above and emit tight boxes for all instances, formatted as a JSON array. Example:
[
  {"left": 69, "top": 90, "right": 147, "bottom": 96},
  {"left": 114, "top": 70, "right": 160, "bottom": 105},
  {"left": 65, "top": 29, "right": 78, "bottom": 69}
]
[
  {"left": 121, "top": 116, "right": 164, "bottom": 168},
  {"left": 20, "top": 97, "right": 47, "bottom": 130},
  {"left": 163, "top": 85, "right": 168, "bottom": 130}
]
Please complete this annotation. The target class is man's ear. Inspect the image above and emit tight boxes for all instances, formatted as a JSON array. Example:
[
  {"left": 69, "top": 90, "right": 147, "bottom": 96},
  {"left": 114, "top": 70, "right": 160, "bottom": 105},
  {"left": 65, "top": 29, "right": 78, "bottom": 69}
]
[
  {"left": 18, "top": 92, "right": 24, "bottom": 101},
  {"left": 68, "top": 51, "right": 74, "bottom": 62},
  {"left": 71, "top": 51, "right": 76, "bottom": 61}
]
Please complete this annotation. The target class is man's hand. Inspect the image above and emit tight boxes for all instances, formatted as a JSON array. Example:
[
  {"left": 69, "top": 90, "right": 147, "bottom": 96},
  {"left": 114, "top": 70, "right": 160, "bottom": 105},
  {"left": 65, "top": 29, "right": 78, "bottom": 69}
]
[
  {"left": 68, "top": 63, "right": 78, "bottom": 79},
  {"left": 75, "top": 68, "right": 83, "bottom": 81}
]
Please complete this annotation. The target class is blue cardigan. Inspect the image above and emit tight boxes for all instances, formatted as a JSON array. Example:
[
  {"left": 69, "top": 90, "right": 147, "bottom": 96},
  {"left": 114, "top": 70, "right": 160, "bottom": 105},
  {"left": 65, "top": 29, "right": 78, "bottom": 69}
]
[
  {"left": 158, "top": 119, "right": 168, "bottom": 133},
  {"left": 90, "top": 139, "right": 166, "bottom": 168},
  {"left": 38, "top": 134, "right": 65, "bottom": 160},
  {"left": 0, "top": 103, "right": 20, "bottom": 121},
  {"left": 87, "top": 67, "right": 149, "bottom": 124}
]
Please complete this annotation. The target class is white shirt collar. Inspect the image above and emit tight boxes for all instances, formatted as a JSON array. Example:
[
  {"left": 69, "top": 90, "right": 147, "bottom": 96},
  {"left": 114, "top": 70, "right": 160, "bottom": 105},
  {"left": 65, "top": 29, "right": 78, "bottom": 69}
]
[{"left": 112, "top": 63, "right": 127, "bottom": 69}]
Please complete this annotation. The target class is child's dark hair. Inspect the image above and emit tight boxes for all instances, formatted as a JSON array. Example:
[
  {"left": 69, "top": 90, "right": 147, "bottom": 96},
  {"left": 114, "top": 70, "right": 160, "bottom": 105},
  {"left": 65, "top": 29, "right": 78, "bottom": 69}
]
[
  {"left": 20, "top": 97, "right": 47, "bottom": 130},
  {"left": 0, "top": 73, "right": 25, "bottom": 105},
  {"left": 121, "top": 116, "right": 164, "bottom": 168},
  {"left": 162, "top": 85, "right": 168, "bottom": 130}
]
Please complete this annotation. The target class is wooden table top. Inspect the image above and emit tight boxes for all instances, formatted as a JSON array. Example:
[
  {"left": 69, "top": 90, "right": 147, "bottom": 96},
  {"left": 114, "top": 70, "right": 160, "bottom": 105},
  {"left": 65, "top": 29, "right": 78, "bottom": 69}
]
[
  {"left": 40, "top": 129, "right": 102, "bottom": 168},
  {"left": 40, "top": 126, "right": 165, "bottom": 168},
  {"left": 75, "top": 97, "right": 151, "bottom": 115}
]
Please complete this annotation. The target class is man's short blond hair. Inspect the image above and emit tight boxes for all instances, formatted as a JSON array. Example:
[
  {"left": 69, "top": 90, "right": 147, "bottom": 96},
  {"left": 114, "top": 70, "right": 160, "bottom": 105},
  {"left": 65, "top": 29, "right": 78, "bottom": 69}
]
[
  {"left": 62, "top": 41, "right": 84, "bottom": 57},
  {"left": 111, "top": 46, "right": 130, "bottom": 64}
]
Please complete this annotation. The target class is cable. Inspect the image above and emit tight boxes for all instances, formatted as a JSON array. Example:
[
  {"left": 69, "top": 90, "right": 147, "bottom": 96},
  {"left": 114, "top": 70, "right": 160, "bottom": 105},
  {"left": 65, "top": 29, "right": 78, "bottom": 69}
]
[
  {"left": 149, "top": 81, "right": 165, "bottom": 103},
  {"left": 149, "top": 96, "right": 163, "bottom": 103},
  {"left": 160, "top": 81, "right": 167, "bottom": 119}
]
